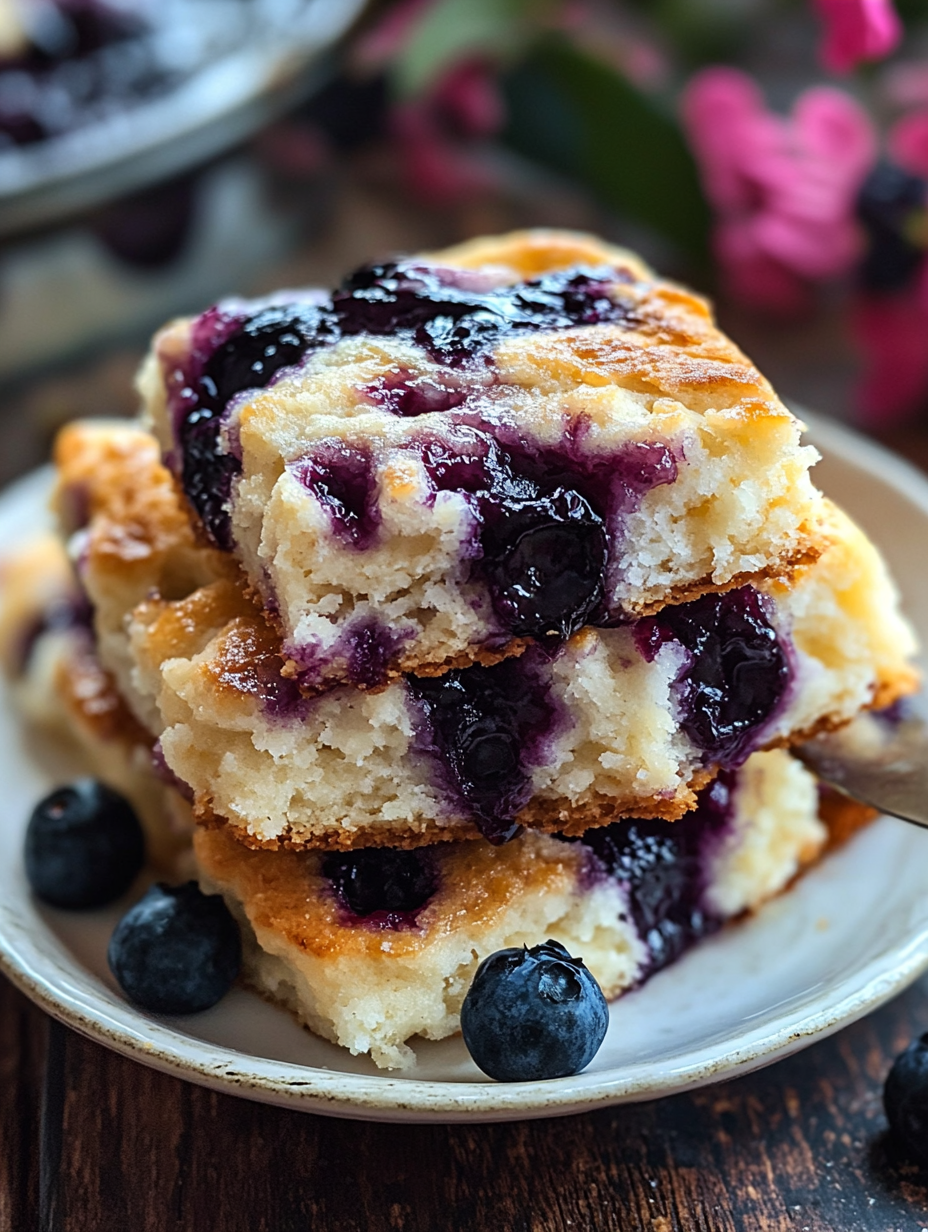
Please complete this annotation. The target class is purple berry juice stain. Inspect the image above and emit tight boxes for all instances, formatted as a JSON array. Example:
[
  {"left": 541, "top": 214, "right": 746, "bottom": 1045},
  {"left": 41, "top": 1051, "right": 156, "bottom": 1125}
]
[
  {"left": 345, "top": 619, "right": 398, "bottom": 689},
  {"left": 366, "top": 370, "right": 470, "bottom": 418},
  {"left": 283, "top": 617, "right": 409, "bottom": 694},
  {"left": 634, "top": 587, "right": 790, "bottom": 766},
  {"left": 150, "top": 741, "right": 194, "bottom": 804},
  {"left": 288, "top": 439, "right": 380, "bottom": 550},
  {"left": 15, "top": 590, "right": 95, "bottom": 676}
]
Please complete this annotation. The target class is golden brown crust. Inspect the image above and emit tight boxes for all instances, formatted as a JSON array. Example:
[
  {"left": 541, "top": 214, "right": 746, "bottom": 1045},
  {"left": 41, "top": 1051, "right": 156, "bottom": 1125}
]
[
  {"left": 435, "top": 231, "right": 785, "bottom": 407},
  {"left": 193, "top": 755, "right": 880, "bottom": 967},
  {"left": 193, "top": 771, "right": 712, "bottom": 853},
  {"left": 432, "top": 230, "right": 775, "bottom": 400},
  {"left": 52, "top": 420, "right": 238, "bottom": 600},
  {"left": 818, "top": 790, "right": 879, "bottom": 850},
  {"left": 275, "top": 541, "right": 824, "bottom": 690},
  {"left": 194, "top": 823, "right": 587, "bottom": 961},
  {"left": 54, "top": 641, "right": 152, "bottom": 749},
  {"left": 55, "top": 420, "right": 190, "bottom": 558}
]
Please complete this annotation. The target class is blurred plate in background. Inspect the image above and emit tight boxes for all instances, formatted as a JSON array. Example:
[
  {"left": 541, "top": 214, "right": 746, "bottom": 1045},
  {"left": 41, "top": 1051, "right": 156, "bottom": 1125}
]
[{"left": 0, "top": 0, "right": 367, "bottom": 236}]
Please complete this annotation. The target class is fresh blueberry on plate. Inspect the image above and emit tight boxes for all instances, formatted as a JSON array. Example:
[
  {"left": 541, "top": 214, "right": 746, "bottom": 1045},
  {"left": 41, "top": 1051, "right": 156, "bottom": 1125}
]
[
  {"left": 108, "top": 882, "right": 241, "bottom": 1015},
  {"left": 460, "top": 939, "right": 609, "bottom": 1081},
  {"left": 24, "top": 779, "right": 145, "bottom": 909},
  {"left": 884, "top": 1032, "right": 928, "bottom": 1165}
]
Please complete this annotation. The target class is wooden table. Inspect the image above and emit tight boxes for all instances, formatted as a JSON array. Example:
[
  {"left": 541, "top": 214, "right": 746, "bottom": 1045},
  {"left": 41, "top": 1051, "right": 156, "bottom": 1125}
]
[
  {"left": 2, "top": 969, "right": 926, "bottom": 1231},
  {"left": 3, "top": 167, "right": 928, "bottom": 1232}
]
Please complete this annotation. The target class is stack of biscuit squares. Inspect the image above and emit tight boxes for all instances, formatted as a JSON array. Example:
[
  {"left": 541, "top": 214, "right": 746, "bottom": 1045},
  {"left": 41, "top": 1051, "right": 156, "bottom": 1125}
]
[{"left": 0, "top": 231, "right": 918, "bottom": 1070}]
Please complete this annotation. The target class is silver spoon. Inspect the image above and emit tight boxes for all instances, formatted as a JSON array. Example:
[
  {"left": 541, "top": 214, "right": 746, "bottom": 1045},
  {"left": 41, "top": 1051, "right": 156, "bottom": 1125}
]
[{"left": 795, "top": 705, "right": 928, "bottom": 829}]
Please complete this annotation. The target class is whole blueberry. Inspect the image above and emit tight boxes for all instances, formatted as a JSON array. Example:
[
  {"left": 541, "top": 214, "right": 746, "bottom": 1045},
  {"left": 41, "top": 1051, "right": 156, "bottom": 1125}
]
[
  {"left": 108, "top": 882, "right": 241, "bottom": 1015},
  {"left": 460, "top": 939, "right": 609, "bottom": 1081},
  {"left": 884, "top": 1032, "right": 928, "bottom": 1165},
  {"left": 483, "top": 489, "right": 607, "bottom": 640},
  {"left": 322, "top": 847, "right": 437, "bottom": 918},
  {"left": 24, "top": 779, "right": 145, "bottom": 909}
]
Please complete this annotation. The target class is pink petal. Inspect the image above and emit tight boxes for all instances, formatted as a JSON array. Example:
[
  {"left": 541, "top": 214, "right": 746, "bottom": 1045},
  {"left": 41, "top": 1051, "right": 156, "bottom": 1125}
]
[
  {"left": 432, "top": 60, "right": 504, "bottom": 137},
  {"left": 716, "top": 222, "right": 812, "bottom": 313},
  {"left": 889, "top": 109, "right": 928, "bottom": 178},
  {"left": 755, "top": 211, "right": 861, "bottom": 277},
  {"left": 681, "top": 69, "right": 768, "bottom": 211},
  {"left": 388, "top": 103, "right": 495, "bottom": 205},
  {"left": 793, "top": 87, "right": 877, "bottom": 180},
  {"left": 814, "top": 0, "right": 902, "bottom": 75},
  {"left": 683, "top": 70, "right": 878, "bottom": 310},
  {"left": 354, "top": 0, "right": 435, "bottom": 68},
  {"left": 853, "top": 283, "right": 928, "bottom": 423}
]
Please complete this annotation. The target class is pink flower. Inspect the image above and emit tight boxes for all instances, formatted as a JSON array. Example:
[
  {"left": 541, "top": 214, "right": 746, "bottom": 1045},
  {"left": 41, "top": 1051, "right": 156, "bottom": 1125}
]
[
  {"left": 889, "top": 108, "right": 928, "bottom": 177},
  {"left": 814, "top": 0, "right": 902, "bottom": 75},
  {"left": 853, "top": 271, "right": 928, "bottom": 423},
  {"left": 388, "top": 59, "right": 504, "bottom": 206},
  {"left": 682, "top": 68, "right": 877, "bottom": 312}
]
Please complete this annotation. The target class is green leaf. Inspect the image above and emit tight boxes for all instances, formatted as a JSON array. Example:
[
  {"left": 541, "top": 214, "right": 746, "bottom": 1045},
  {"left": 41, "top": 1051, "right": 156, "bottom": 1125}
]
[
  {"left": 394, "top": 0, "right": 549, "bottom": 97},
  {"left": 502, "top": 37, "right": 711, "bottom": 258}
]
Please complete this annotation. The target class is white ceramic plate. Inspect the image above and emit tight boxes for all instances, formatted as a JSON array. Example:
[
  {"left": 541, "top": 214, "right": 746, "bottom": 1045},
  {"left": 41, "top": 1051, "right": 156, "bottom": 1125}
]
[{"left": 0, "top": 412, "right": 927, "bottom": 1124}]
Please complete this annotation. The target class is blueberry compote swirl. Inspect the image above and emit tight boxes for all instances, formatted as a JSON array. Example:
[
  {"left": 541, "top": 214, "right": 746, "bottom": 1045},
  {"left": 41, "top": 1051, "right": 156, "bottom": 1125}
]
[
  {"left": 407, "top": 654, "right": 557, "bottom": 845},
  {"left": 634, "top": 587, "right": 791, "bottom": 767},
  {"left": 579, "top": 771, "right": 735, "bottom": 971},
  {"left": 166, "top": 259, "right": 649, "bottom": 588}
]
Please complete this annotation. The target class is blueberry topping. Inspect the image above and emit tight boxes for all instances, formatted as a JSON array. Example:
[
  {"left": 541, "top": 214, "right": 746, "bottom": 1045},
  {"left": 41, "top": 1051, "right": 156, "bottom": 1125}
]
[
  {"left": 107, "top": 882, "right": 241, "bottom": 1015},
  {"left": 169, "top": 261, "right": 638, "bottom": 544},
  {"left": 634, "top": 587, "right": 789, "bottom": 766},
  {"left": 856, "top": 162, "right": 928, "bottom": 293},
  {"left": 481, "top": 488, "right": 607, "bottom": 638},
  {"left": 24, "top": 779, "right": 145, "bottom": 909},
  {"left": 199, "top": 303, "right": 334, "bottom": 411},
  {"left": 322, "top": 847, "right": 438, "bottom": 927},
  {"left": 884, "top": 1032, "right": 928, "bottom": 1165},
  {"left": 460, "top": 939, "right": 609, "bottom": 1081},
  {"left": 178, "top": 302, "right": 334, "bottom": 549},
  {"left": 580, "top": 772, "right": 734, "bottom": 970},
  {"left": 332, "top": 262, "right": 633, "bottom": 364},
  {"left": 408, "top": 655, "right": 557, "bottom": 844}
]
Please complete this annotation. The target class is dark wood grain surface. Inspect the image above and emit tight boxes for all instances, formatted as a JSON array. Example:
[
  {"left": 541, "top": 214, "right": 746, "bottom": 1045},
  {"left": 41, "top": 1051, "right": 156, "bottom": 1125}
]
[{"left": 1, "top": 968, "right": 925, "bottom": 1232}]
